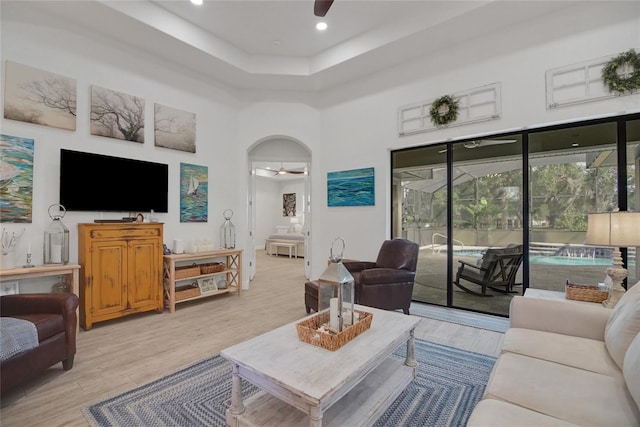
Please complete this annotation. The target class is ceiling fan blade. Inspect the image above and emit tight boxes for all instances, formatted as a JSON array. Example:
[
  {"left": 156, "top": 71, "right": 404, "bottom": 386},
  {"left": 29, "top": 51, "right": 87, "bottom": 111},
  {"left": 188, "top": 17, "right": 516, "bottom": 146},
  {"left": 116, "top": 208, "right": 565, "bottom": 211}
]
[
  {"left": 314, "top": 0, "right": 334, "bottom": 17},
  {"left": 481, "top": 139, "right": 518, "bottom": 145},
  {"left": 463, "top": 139, "right": 517, "bottom": 148},
  {"left": 286, "top": 170, "right": 305, "bottom": 174}
]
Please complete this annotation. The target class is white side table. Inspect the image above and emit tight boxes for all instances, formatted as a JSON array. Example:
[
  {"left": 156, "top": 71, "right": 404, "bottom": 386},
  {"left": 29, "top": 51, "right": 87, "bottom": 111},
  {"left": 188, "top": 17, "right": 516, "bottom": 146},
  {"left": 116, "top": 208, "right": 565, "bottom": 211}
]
[{"left": 524, "top": 288, "right": 598, "bottom": 305}]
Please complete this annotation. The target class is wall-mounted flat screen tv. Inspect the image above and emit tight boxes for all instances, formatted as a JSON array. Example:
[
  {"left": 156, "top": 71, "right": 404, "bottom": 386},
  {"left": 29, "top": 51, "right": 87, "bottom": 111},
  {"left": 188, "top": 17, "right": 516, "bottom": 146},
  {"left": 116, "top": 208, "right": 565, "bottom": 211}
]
[{"left": 60, "top": 149, "right": 169, "bottom": 213}]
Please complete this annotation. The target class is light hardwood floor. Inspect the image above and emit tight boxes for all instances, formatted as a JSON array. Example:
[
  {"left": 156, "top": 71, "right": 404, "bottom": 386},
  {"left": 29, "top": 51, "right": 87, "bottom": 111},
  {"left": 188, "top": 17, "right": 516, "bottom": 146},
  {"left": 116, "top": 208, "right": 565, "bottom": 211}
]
[{"left": 0, "top": 250, "right": 504, "bottom": 427}]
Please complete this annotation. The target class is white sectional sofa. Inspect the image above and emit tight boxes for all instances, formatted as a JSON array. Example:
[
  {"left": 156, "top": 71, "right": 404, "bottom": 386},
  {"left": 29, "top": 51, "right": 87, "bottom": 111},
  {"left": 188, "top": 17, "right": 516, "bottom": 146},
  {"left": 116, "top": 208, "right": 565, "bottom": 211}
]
[{"left": 468, "top": 281, "right": 640, "bottom": 426}]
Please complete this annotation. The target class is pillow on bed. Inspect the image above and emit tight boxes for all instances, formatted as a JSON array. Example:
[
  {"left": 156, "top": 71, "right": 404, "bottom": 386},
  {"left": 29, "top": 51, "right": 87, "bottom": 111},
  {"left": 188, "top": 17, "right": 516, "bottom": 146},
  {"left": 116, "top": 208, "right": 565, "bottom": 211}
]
[{"left": 275, "top": 226, "right": 289, "bottom": 234}]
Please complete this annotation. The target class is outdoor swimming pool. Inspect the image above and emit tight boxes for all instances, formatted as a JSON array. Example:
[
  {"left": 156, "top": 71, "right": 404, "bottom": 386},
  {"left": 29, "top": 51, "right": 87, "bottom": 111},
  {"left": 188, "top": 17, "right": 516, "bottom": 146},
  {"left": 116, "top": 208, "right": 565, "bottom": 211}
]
[{"left": 453, "top": 249, "right": 615, "bottom": 266}]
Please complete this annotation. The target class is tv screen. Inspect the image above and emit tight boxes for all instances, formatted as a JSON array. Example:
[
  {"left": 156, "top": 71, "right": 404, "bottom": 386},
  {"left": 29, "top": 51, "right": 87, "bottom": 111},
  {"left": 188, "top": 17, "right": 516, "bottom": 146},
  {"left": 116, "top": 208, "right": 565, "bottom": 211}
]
[{"left": 60, "top": 149, "right": 169, "bottom": 213}]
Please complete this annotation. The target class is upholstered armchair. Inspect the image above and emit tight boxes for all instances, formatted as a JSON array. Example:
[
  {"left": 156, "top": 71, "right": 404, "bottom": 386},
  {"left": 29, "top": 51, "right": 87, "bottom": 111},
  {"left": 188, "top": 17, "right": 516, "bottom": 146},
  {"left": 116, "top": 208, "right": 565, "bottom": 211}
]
[
  {"left": 343, "top": 238, "right": 419, "bottom": 315},
  {"left": 1, "top": 293, "right": 79, "bottom": 395}
]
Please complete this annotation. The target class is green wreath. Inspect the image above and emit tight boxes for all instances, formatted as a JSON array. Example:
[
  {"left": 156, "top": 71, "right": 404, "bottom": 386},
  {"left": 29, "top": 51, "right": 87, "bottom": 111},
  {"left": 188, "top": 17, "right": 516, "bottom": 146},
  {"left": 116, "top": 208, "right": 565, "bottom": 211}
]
[
  {"left": 430, "top": 95, "right": 460, "bottom": 126},
  {"left": 601, "top": 49, "right": 640, "bottom": 95}
]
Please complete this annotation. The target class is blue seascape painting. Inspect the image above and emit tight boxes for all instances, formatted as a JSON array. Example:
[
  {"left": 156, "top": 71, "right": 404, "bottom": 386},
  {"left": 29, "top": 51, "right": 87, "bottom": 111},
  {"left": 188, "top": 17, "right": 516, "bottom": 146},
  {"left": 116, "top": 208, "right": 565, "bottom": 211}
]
[
  {"left": 0, "top": 134, "right": 34, "bottom": 223},
  {"left": 180, "top": 163, "right": 208, "bottom": 222},
  {"left": 327, "top": 167, "right": 375, "bottom": 207}
]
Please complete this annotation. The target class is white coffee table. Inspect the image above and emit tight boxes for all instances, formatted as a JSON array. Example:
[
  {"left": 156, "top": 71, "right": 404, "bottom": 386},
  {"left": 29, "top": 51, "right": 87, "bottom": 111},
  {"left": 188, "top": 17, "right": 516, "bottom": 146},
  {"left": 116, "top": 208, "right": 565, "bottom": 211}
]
[{"left": 221, "top": 305, "right": 421, "bottom": 427}]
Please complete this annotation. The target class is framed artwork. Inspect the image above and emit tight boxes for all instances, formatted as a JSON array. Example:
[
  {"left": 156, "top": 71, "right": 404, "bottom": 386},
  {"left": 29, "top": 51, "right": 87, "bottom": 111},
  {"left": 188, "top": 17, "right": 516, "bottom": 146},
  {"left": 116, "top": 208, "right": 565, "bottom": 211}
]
[
  {"left": 154, "top": 103, "right": 196, "bottom": 153},
  {"left": 180, "top": 163, "right": 208, "bottom": 222},
  {"left": 3, "top": 61, "right": 77, "bottom": 131},
  {"left": 327, "top": 167, "right": 375, "bottom": 207},
  {"left": 0, "top": 134, "right": 34, "bottom": 222},
  {"left": 283, "top": 193, "right": 296, "bottom": 217},
  {"left": 197, "top": 277, "right": 217, "bottom": 293},
  {"left": 90, "top": 85, "right": 145, "bottom": 142}
]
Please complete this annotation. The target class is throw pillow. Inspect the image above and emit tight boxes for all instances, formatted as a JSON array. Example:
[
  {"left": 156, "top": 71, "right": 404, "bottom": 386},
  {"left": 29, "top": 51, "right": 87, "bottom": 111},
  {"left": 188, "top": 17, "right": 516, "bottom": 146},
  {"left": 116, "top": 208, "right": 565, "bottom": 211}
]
[{"left": 605, "top": 281, "right": 640, "bottom": 369}]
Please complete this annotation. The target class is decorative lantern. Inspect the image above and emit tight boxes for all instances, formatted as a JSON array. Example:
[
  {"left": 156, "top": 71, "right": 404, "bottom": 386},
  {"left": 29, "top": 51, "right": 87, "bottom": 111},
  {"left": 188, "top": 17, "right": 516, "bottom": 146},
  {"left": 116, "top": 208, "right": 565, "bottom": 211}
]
[
  {"left": 318, "top": 237, "right": 354, "bottom": 332},
  {"left": 220, "top": 209, "right": 236, "bottom": 249},
  {"left": 44, "top": 204, "right": 69, "bottom": 265}
]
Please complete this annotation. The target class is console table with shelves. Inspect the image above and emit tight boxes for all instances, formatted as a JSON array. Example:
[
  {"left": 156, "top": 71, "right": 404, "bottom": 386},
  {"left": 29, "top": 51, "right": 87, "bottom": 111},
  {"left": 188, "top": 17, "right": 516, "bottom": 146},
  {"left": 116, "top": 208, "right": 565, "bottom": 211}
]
[
  {"left": 0, "top": 264, "right": 80, "bottom": 295},
  {"left": 0, "top": 264, "right": 81, "bottom": 332},
  {"left": 163, "top": 249, "right": 242, "bottom": 313}
]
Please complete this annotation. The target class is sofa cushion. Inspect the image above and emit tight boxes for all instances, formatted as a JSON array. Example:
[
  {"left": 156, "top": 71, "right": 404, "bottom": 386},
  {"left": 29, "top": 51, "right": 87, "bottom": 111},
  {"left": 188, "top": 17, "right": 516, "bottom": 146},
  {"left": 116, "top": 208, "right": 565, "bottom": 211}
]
[
  {"left": 484, "top": 352, "right": 640, "bottom": 426},
  {"left": 624, "top": 332, "right": 640, "bottom": 410},
  {"left": 502, "top": 328, "right": 621, "bottom": 378},
  {"left": 468, "top": 399, "right": 580, "bottom": 426},
  {"left": 605, "top": 281, "right": 640, "bottom": 369}
]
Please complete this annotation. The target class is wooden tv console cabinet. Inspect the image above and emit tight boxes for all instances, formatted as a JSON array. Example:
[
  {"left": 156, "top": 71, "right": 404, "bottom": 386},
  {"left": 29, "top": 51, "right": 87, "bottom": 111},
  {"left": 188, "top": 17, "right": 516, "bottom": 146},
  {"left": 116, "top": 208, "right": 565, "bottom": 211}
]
[{"left": 78, "top": 223, "right": 164, "bottom": 330}]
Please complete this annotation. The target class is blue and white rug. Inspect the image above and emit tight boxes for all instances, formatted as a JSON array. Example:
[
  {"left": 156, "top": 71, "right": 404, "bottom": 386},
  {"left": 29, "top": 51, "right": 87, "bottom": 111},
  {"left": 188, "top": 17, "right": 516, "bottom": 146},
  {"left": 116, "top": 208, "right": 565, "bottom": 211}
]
[{"left": 84, "top": 339, "right": 496, "bottom": 427}]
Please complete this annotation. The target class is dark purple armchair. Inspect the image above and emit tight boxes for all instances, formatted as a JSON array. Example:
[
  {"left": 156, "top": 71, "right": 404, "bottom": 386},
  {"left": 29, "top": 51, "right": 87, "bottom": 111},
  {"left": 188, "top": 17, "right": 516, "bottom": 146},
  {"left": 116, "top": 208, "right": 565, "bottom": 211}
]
[{"left": 343, "top": 238, "right": 419, "bottom": 315}]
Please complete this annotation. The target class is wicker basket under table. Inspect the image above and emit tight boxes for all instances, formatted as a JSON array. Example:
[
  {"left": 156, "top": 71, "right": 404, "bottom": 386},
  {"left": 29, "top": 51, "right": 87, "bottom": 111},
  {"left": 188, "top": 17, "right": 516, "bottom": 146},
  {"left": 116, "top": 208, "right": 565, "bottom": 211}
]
[
  {"left": 175, "top": 283, "right": 201, "bottom": 301},
  {"left": 565, "top": 281, "right": 608, "bottom": 303}
]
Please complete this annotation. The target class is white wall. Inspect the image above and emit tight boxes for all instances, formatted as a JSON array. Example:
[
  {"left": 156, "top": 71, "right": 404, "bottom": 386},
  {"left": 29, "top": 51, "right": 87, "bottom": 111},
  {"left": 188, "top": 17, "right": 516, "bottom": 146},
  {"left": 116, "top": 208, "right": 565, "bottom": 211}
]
[
  {"left": 309, "top": 1, "right": 640, "bottom": 275},
  {"left": 1, "top": 12, "right": 242, "bottom": 288},
  {"left": 2, "top": 1, "right": 639, "bottom": 288},
  {"left": 254, "top": 177, "right": 280, "bottom": 248}
]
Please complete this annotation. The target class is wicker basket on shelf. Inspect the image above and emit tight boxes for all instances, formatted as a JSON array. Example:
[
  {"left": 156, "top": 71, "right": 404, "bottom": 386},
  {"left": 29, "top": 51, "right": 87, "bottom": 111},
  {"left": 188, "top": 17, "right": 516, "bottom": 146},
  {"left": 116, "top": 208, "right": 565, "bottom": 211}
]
[
  {"left": 565, "top": 280, "right": 608, "bottom": 303},
  {"left": 175, "top": 263, "right": 201, "bottom": 279},
  {"left": 296, "top": 309, "right": 373, "bottom": 351},
  {"left": 175, "top": 283, "right": 201, "bottom": 301},
  {"left": 200, "top": 262, "right": 226, "bottom": 274}
]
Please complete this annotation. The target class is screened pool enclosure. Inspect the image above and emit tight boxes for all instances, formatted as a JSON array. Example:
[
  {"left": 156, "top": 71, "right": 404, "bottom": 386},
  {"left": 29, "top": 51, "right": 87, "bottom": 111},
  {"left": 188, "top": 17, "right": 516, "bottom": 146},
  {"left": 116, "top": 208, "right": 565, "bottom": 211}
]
[{"left": 392, "top": 114, "right": 639, "bottom": 316}]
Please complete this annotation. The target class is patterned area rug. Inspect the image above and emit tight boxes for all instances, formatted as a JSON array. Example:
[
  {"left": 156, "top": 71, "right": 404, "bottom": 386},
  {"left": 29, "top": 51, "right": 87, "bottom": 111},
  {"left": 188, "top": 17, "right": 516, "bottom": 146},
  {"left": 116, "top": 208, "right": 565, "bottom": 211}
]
[{"left": 84, "top": 339, "right": 496, "bottom": 427}]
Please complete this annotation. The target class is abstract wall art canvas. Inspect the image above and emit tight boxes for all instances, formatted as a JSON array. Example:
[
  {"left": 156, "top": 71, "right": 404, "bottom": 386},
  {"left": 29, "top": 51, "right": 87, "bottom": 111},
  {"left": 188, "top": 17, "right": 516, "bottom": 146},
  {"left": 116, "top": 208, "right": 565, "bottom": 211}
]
[
  {"left": 3, "top": 61, "right": 77, "bottom": 131},
  {"left": 90, "top": 85, "right": 145, "bottom": 142},
  {"left": 180, "top": 163, "right": 208, "bottom": 223},
  {"left": 283, "top": 193, "right": 296, "bottom": 217},
  {"left": 154, "top": 104, "right": 196, "bottom": 153},
  {"left": 0, "top": 134, "right": 34, "bottom": 223},
  {"left": 327, "top": 167, "right": 375, "bottom": 207}
]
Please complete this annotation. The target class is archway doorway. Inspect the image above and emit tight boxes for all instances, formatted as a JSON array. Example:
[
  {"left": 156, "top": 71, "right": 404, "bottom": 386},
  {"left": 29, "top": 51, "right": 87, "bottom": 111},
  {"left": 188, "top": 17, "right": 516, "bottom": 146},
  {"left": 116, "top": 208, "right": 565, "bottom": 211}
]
[{"left": 248, "top": 137, "right": 311, "bottom": 281}]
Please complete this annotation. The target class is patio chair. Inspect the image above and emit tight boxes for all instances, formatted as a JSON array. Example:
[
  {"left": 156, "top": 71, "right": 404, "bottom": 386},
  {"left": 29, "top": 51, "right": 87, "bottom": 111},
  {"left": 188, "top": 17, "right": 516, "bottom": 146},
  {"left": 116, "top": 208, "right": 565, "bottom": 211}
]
[{"left": 453, "top": 245, "right": 523, "bottom": 297}]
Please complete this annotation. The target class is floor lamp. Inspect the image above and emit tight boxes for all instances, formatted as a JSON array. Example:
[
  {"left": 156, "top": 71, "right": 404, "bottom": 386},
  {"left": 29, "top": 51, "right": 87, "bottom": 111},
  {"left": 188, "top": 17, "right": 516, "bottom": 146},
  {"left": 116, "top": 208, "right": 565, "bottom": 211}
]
[{"left": 585, "top": 211, "right": 640, "bottom": 308}]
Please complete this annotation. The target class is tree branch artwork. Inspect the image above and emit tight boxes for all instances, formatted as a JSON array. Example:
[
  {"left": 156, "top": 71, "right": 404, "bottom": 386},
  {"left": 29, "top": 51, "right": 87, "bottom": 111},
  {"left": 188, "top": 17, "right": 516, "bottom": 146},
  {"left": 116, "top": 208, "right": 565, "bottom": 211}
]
[
  {"left": 3, "top": 61, "right": 77, "bottom": 131},
  {"left": 90, "top": 86, "right": 145, "bottom": 142}
]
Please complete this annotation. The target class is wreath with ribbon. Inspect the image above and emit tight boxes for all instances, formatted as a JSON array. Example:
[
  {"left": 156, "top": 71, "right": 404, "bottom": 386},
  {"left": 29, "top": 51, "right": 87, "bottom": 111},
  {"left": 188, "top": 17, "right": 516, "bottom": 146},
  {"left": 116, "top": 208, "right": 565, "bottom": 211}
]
[
  {"left": 430, "top": 95, "right": 460, "bottom": 126},
  {"left": 601, "top": 49, "right": 640, "bottom": 95}
]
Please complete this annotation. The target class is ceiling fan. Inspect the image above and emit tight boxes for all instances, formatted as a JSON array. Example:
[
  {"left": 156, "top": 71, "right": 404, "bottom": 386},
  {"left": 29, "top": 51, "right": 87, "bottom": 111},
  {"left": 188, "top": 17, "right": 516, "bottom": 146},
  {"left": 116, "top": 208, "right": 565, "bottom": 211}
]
[
  {"left": 462, "top": 139, "right": 518, "bottom": 149},
  {"left": 314, "top": 0, "right": 334, "bottom": 17},
  {"left": 272, "top": 163, "right": 305, "bottom": 176},
  {"left": 438, "top": 139, "right": 517, "bottom": 153}
]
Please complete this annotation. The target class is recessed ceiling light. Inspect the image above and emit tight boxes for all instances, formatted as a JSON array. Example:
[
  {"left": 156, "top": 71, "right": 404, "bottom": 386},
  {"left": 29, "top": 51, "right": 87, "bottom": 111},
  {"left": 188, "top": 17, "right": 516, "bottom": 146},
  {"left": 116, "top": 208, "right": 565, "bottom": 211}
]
[
  {"left": 190, "top": 0, "right": 203, "bottom": 5},
  {"left": 272, "top": 40, "right": 281, "bottom": 46},
  {"left": 316, "top": 22, "right": 327, "bottom": 31},
  {"left": 571, "top": 143, "right": 580, "bottom": 147}
]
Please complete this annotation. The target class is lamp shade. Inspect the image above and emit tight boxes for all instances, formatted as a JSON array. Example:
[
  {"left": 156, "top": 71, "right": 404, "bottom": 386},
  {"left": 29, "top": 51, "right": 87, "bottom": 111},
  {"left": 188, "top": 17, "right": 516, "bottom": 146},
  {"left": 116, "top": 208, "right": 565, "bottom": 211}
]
[{"left": 586, "top": 211, "right": 640, "bottom": 247}]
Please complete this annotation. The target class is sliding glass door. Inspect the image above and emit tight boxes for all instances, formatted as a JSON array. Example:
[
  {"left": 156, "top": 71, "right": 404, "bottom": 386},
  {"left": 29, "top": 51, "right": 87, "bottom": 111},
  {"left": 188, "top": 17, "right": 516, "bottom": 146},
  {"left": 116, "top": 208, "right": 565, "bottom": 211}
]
[
  {"left": 450, "top": 135, "right": 523, "bottom": 315},
  {"left": 392, "top": 145, "right": 448, "bottom": 305},
  {"left": 392, "top": 113, "right": 639, "bottom": 316},
  {"left": 528, "top": 122, "right": 618, "bottom": 293}
]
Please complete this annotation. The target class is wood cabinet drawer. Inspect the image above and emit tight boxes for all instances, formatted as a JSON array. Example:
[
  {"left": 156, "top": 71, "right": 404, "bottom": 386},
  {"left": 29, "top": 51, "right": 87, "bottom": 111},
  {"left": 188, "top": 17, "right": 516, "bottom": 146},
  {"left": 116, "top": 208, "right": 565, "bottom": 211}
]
[{"left": 87, "top": 226, "right": 162, "bottom": 240}]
